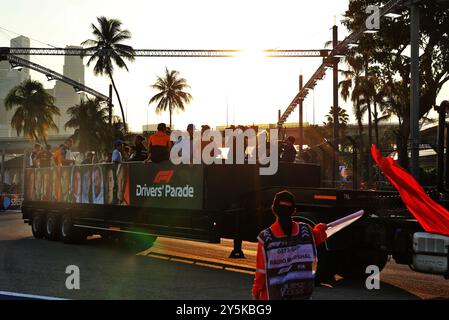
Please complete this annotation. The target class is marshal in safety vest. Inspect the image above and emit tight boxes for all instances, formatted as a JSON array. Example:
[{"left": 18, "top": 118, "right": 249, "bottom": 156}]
[{"left": 257, "top": 222, "right": 317, "bottom": 300}]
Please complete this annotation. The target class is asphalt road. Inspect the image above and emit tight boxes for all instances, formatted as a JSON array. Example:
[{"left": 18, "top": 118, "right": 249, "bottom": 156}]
[{"left": 1, "top": 210, "right": 449, "bottom": 300}]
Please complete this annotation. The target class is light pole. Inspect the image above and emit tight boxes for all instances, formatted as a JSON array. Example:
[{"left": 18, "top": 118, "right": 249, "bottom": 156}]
[
  {"left": 410, "top": 0, "right": 420, "bottom": 179},
  {"left": 109, "top": 84, "right": 113, "bottom": 126},
  {"left": 298, "top": 74, "right": 304, "bottom": 157},
  {"left": 0, "top": 148, "right": 5, "bottom": 194},
  {"left": 332, "top": 24, "right": 340, "bottom": 187}
]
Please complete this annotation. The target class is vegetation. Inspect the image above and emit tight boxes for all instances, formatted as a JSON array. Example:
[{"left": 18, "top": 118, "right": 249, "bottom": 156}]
[
  {"left": 339, "top": 55, "right": 366, "bottom": 143},
  {"left": 343, "top": 0, "right": 449, "bottom": 168},
  {"left": 323, "top": 106, "right": 350, "bottom": 138},
  {"left": 4, "top": 79, "right": 60, "bottom": 144},
  {"left": 149, "top": 68, "right": 192, "bottom": 128},
  {"left": 81, "top": 16, "right": 135, "bottom": 133},
  {"left": 65, "top": 98, "right": 110, "bottom": 153}
]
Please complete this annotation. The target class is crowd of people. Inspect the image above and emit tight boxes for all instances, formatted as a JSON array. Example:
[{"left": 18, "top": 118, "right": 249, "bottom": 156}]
[
  {"left": 110, "top": 122, "right": 219, "bottom": 165},
  {"left": 29, "top": 138, "right": 76, "bottom": 168},
  {"left": 28, "top": 123, "right": 309, "bottom": 168}
]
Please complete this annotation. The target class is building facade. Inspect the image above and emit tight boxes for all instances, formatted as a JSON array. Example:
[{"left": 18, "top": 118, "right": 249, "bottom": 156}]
[
  {"left": 1, "top": 38, "right": 85, "bottom": 138},
  {"left": 45, "top": 45, "right": 85, "bottom": 135},
  {"left": 0, "top": 36, "right": 31, "bottom": 137}
]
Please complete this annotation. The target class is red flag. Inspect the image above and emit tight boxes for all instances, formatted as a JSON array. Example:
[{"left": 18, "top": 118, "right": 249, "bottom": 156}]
[{"left": 371, "top": 144, "right": 449, "bottom": 236}]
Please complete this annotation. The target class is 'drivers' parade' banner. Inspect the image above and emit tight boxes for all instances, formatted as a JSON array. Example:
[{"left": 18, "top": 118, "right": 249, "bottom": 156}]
[{"left": 24, "top": 163, "right": 203, "bottom": 210}]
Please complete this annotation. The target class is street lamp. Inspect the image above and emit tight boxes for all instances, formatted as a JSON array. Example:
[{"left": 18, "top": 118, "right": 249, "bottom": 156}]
[
  {"left": 384, "top": 12, "right": 402, "bottom": 19},
  {"left": 73, "top": 87, "right": 85, "bottom": 94},
  {"left": 363, "top": 29, "right": 379, "bottom": 34},
  {"left": 9, "top": 62, "right": 22, "bottom": 71}
]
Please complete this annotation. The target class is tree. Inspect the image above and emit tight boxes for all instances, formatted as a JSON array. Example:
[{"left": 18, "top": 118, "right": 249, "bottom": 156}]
[
  {"left": 149, "top": 68, "right": 192, "bottom": 128},
  {"left": 339, "top": 54, "right": 366, "bottom": 142},
  {"left": 343, "top": 0, "right": 449, "bottom": 168},
  {"left": 4, "top": 79, "right": 60, "bottom": 144},
  {"left": 81, "top": 16, "right": 135, "bottom": 133},
  {"left": 367, "top": 69, "right": 393, "bottom": 147},
  {"left": 323, "top": 106, "right": 349, "bottom": 139},
  {"left": 65, "top": 98, "right": 110, "bottom": 154}
]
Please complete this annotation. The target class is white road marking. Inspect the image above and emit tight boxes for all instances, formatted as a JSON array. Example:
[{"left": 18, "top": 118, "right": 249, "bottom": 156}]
[{"left": 0, "top": 291, "right": 67, "bottom": 300}]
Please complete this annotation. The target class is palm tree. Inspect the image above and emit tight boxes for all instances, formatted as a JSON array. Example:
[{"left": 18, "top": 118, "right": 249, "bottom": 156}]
[
  {"left": 324, "top": 106, "right": 349, "bottom": 138},
  {"left": 65, "top": 98, "right": 110, "bottom": 153},
  {"left": 149, "top": 68, "right": 192, "bottom": 128},
  {"left": 81, "top": 16, "right": 135, "bottom": 132},
  {"left": 380, "top": 80, "right": 410, "bottom": 167},
  {"left": 340, "top": 55, "right": 378, "bottom": 186},
  {"left": 364, "top": 79, "right": 391, "bottom": 147},
  {"left": 4, "top": 79, "right": 60, "bottom": 144},
  {"left": 339, "top": 55, "right": 365, "bottom": 141}
]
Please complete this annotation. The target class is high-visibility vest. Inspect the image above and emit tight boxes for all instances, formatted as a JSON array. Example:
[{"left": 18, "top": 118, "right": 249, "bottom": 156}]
[
  {"left": 148, "top": 132, "right": 170, "bottom": 163},
  {"left": 258, "top": 222, "right": 316, "bottom": 300},
  {"left": 53, "top": 149, "right": 63, "bottom": 166}
]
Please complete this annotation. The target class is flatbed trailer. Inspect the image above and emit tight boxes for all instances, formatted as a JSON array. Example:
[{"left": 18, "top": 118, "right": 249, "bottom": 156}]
[{"left": 21, "top": 161, "right": 449, "bottom": 280}]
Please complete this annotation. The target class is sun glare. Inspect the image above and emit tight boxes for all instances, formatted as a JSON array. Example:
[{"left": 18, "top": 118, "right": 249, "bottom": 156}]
[{"left": 235, "top": 48, "right": 268, "bottom": 61}]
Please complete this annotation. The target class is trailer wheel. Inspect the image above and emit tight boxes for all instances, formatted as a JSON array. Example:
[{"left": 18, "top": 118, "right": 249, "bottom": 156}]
[
  {"left": 44, "top": 214, "right": 60, "bottom": 241},
  {"left": 31, "top": 214, "right": 45, "bottom": 239},
  {"left": 60, "top": 214, "right": 84, "bottom": 244},
  {"left": 336, "top": 249, "right": 388, "bottom": 280}
]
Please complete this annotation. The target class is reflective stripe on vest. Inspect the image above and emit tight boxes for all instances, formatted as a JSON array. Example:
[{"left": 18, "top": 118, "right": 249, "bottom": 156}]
[{"left": 258, "top": 222, "right": 317, "bottom": 300}]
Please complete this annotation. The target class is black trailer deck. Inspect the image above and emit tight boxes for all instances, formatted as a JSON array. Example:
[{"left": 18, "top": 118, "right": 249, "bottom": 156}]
[{"left": 21, "top": 161, "right": 426, "bottom": 278}]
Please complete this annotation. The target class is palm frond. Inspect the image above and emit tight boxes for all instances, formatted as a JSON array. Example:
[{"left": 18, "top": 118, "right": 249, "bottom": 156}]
[{"left": 149, "top": 91, "right": 166, "bottom": 105}]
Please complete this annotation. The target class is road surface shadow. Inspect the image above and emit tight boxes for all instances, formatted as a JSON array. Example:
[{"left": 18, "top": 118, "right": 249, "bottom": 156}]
[
  {"left": 314, "top": 277, "right": 419, "bottom": 300},
  {"left": 0, "top": 237, "right": 423, "bottom": 300},
  {"left": 0, "top": 210, "right": 22, "bottom": 216},
  {"left": 0, "top": 237, "right": 254, "bottom": 300}
]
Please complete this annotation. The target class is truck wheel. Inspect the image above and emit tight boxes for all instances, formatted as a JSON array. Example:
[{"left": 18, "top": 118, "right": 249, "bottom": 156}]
[
  {"left": 44, "top": 214, "right": 60, "bottom": 241},
  {"left": 60, "top": 214, "right": 84, "bottom": 244},
  {"left": 31, "top": 214, "right": 45, "bottom": 239},
  {"left": 337, "top": 249, "right": 388, "bottom": 280}
]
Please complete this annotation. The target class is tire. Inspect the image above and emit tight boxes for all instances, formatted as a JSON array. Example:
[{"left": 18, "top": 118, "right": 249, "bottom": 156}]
[
  {"left": 31, "top": 214, "right": 45, "bottom": 239},
  {"left": 336, "top": 249, "right": 388, "bottom": 280},
  {"left": 60, "top": 214, "right": 84, "bottom": 244},
  {"left": 44, "top": 213, "right": 60, "bottom": 241}
]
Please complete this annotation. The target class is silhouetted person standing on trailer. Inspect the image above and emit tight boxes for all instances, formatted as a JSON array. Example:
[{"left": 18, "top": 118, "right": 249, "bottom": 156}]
[
  {"left": 145, "top": 123, "right": 171, "bottom": 163},
  {"left": 280, "top": 136, "right": 297, "bottom": 163}
]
